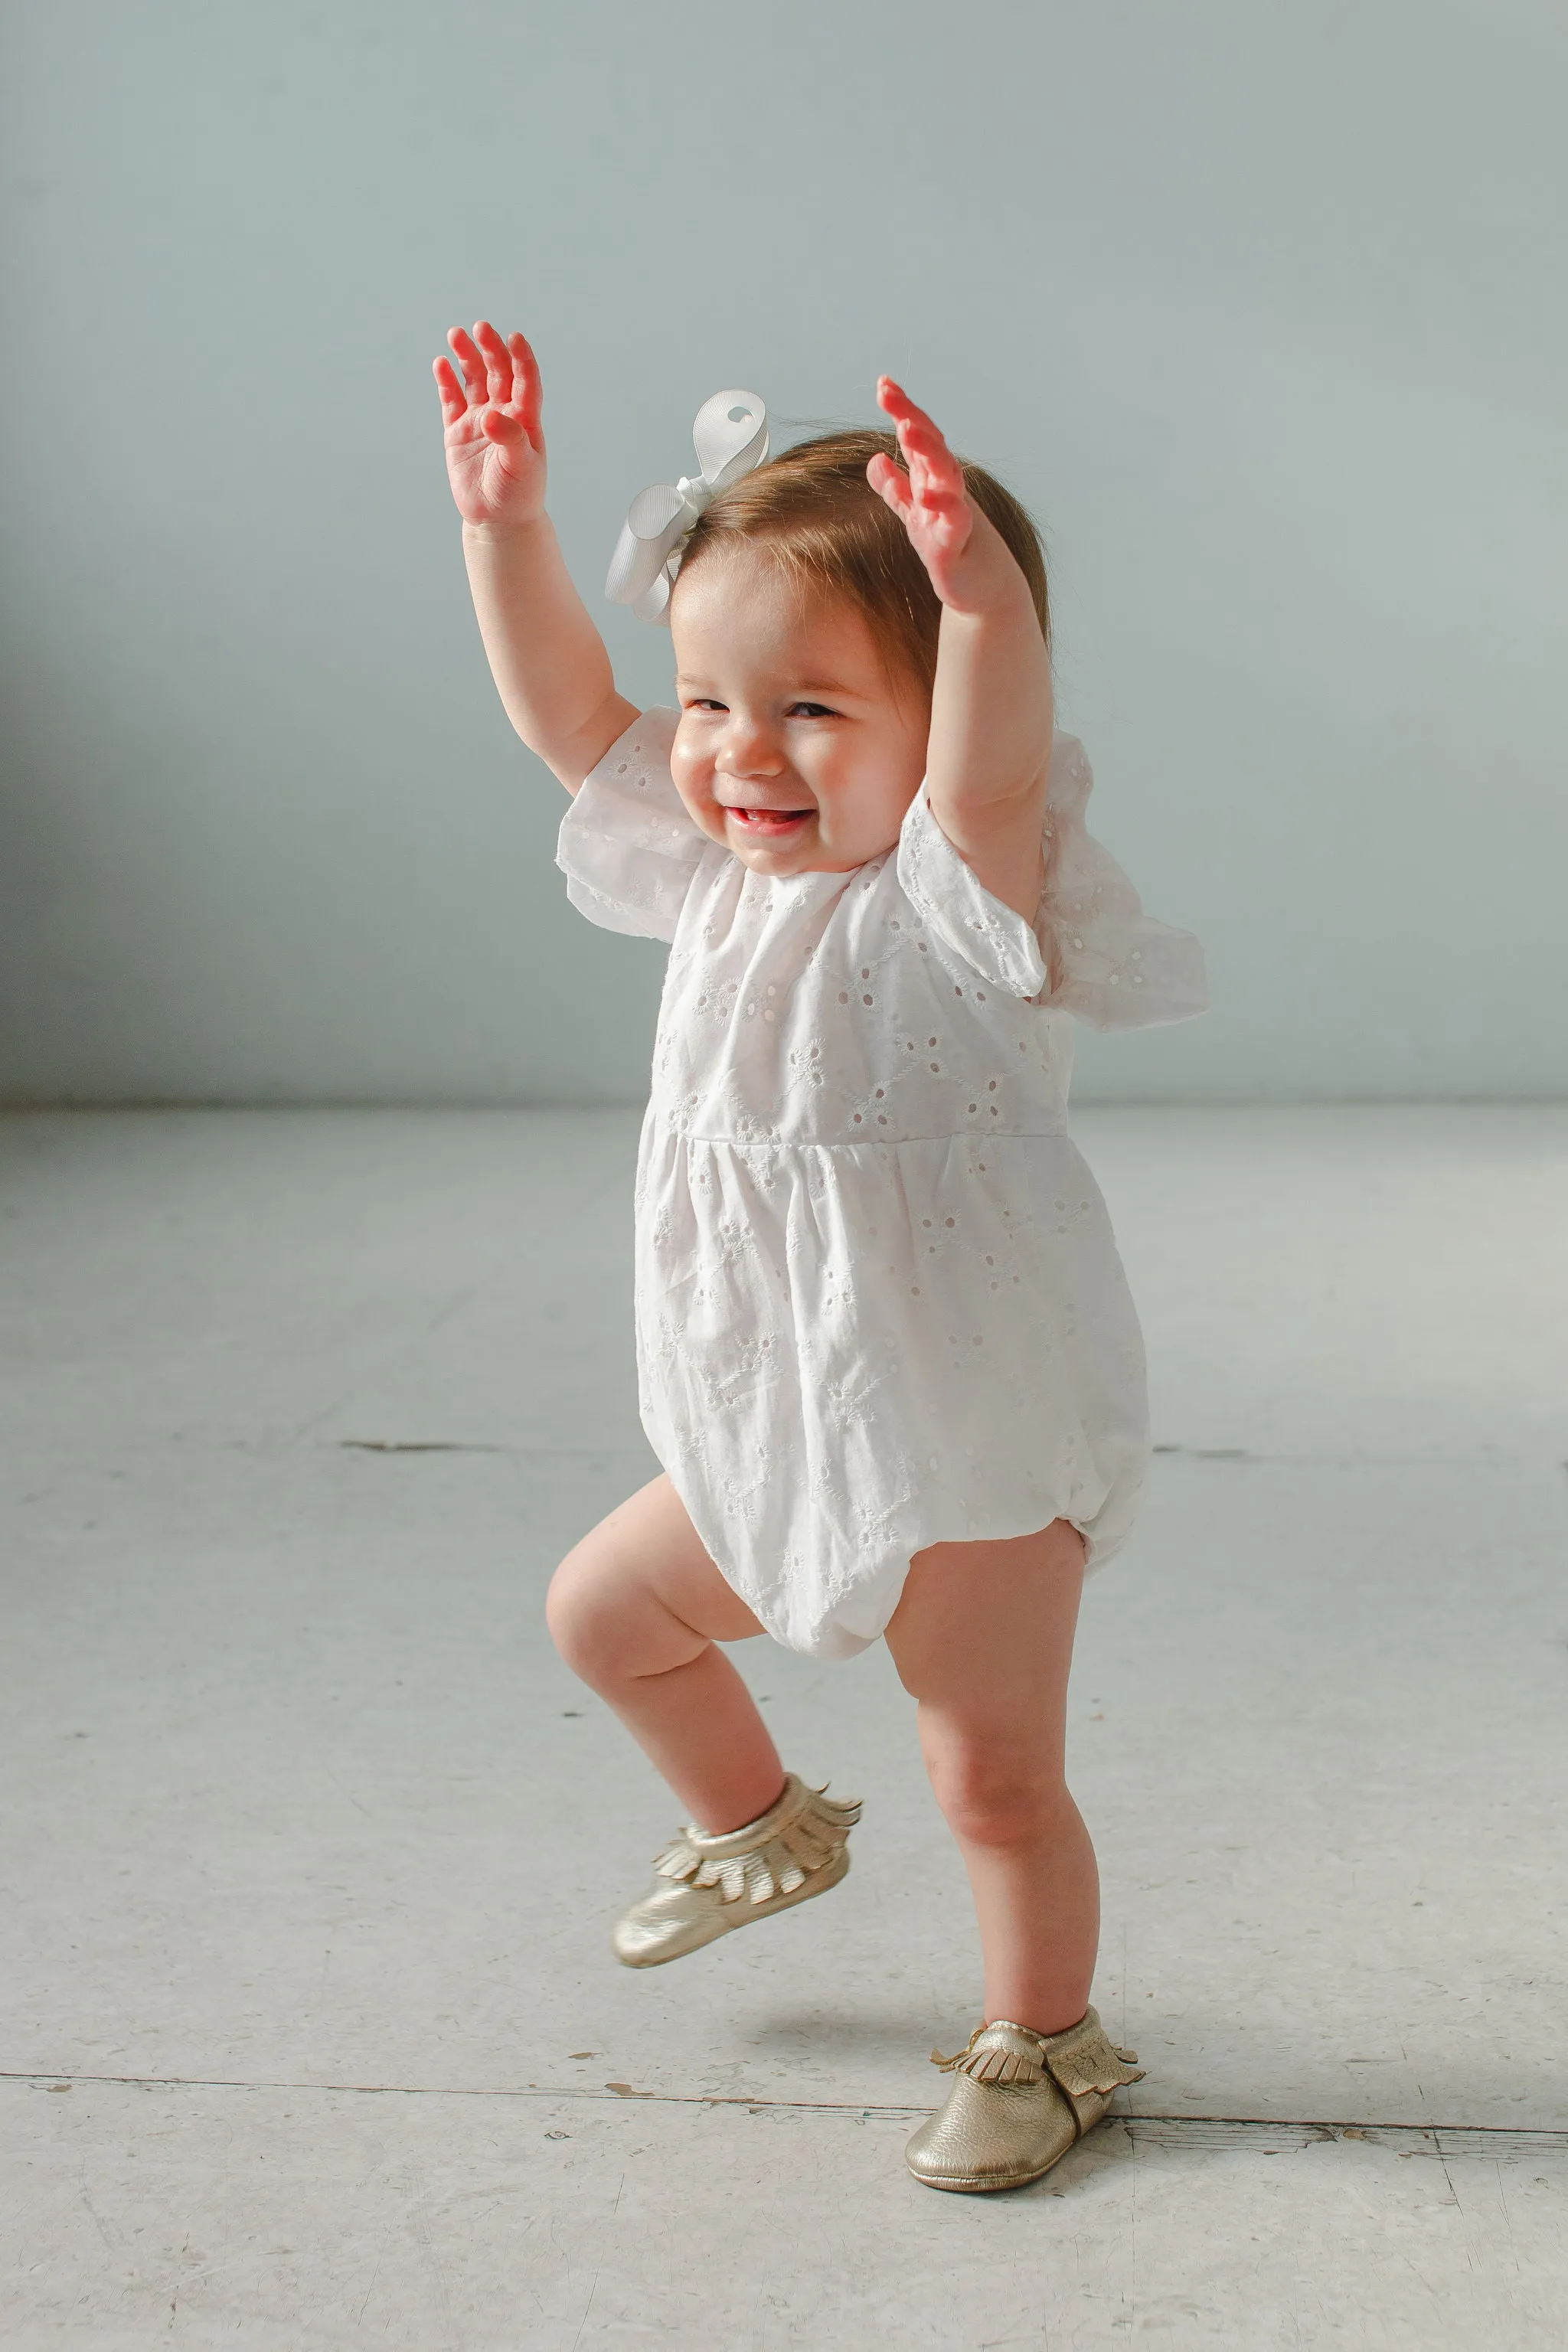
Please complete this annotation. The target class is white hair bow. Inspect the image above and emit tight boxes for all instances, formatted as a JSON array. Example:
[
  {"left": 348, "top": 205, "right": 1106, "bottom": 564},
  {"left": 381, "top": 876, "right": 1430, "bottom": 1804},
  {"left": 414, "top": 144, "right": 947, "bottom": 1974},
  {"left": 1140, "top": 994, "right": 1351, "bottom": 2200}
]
[{"left": 604, "top": 389, "right": 769, "bottom": 624}]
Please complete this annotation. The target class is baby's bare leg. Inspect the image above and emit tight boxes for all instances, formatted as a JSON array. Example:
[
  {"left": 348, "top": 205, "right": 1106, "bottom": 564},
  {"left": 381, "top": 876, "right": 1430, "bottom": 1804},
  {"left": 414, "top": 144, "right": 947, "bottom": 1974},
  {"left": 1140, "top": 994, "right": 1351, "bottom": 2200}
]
[
  {"left": 546, "top": 1472, "right": 784, "bottom": 1834},
  {"left": 884, "top": 1520, "right": 1097, "bottom": 2036}
]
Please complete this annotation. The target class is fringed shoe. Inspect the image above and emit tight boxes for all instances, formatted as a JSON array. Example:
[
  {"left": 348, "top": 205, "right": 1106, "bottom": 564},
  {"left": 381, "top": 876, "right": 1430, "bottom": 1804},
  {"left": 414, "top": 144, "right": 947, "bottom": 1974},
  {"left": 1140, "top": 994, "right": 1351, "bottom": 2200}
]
[
  {"left": 904, "top": 2006, "right": 1143, "bottom": 2192},
  {"left": 612, "top": 1772, "right": 861, "bottom": 1969}
]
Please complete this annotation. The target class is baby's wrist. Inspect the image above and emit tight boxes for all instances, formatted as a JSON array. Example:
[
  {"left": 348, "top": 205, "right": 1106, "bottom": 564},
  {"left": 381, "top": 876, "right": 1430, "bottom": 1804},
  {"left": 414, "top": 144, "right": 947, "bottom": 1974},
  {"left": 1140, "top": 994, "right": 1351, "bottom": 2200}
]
[
  {"left": 462, "top": 511, "right": 550, "bottom": 548},
  {"left": 938, "top": 540, "right": 1036, "bottom": 623}
]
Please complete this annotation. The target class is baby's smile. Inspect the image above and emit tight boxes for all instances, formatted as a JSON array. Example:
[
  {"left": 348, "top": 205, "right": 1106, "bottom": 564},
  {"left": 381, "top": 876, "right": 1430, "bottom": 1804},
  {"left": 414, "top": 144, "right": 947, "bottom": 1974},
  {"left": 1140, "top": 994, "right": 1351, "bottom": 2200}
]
[{"left": 720, "top": 802, "right": 816, "bottom": 838}]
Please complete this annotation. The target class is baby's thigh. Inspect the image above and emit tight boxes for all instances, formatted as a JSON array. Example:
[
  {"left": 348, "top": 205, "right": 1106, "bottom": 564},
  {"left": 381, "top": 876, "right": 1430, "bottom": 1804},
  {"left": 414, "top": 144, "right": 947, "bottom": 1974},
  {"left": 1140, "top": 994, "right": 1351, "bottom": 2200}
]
[
  {"left": 546, "top": 1471, "right": 765, "bottom": 1674},
  {"left": 884, "top": 1519, "right": 1086, "bottom": 1759}
]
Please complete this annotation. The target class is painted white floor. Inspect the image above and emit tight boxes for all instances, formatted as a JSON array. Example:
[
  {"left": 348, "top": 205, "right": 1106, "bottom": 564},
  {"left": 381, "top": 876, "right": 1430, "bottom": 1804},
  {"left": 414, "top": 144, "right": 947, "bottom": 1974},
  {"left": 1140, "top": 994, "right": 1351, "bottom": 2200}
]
[{"left": 2, "top": 1105, "right": 1565, "bottom": 2349}]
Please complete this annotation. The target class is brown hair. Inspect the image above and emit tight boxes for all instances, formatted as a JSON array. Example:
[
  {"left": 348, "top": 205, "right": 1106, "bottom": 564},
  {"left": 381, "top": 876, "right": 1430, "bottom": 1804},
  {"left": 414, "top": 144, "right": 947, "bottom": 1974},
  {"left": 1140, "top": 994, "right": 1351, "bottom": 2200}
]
[{"left": 671, "top": 427, "right": 1049, "bottom": 703}]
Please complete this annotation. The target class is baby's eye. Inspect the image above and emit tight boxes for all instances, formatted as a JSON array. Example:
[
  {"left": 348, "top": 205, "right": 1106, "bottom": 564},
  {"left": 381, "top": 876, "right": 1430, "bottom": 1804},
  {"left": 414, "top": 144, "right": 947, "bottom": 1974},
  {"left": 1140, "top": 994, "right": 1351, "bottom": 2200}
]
[
  {"left": 786, "top": 701, "right": 838, "bottom": 719},
  {"left": 684, "top": 697, "right": 727, "bottom": 713}
]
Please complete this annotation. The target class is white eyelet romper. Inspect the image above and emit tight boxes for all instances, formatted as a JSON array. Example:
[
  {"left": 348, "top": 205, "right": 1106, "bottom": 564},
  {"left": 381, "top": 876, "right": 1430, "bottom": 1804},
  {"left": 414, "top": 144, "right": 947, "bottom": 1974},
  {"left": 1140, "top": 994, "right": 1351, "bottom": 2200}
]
[{"left": 556, "top": 708, "right": 1207, "bottom": 1660}]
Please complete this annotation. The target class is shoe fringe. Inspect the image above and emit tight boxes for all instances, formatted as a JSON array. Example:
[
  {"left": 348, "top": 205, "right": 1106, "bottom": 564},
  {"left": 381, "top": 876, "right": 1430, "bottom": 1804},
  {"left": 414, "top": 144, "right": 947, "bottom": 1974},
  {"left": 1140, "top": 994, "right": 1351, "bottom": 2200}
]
[
  {"left": 652, "top": 1782, "right": 861, "bottom": 1907},
  {"left": 932, "top": 2012, "right": 1145, "bottom": 2096}
]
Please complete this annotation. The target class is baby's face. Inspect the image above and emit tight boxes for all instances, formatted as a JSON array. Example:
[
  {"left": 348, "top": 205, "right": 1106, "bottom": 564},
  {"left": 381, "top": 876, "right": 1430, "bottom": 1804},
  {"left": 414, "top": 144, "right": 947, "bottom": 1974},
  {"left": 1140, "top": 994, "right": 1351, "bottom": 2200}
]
[{"left": 668, "top": 550, "right": 929, "bottom": 877}]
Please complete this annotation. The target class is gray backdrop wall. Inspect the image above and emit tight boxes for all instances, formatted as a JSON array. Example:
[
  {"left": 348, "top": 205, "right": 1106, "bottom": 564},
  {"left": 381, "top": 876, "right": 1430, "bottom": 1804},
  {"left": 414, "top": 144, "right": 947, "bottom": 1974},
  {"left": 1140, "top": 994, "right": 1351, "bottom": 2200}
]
[{"left": 2, "top": 1, "right": 1563, "bottom": 1105}]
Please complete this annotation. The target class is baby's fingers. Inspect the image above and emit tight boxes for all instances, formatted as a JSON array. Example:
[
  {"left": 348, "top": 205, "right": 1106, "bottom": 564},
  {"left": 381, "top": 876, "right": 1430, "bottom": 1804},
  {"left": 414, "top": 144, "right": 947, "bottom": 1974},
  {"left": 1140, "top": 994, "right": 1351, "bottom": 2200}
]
[
  {"left": 877, "top": 375, "right": 964, "bottom": 507},
  {"left": 444, "top": 322, "right": 541, "bottom": 444},
  {"left": 866, "top": 450, "right": 913, "bottom": 518},
  {"left": 877, "top": 374, "right": 946, "bottom": 455},
  {"left": 506, "top": 330, "right": 543, "bottom": 441},
  {"left": 446, "top": 326, "right": 488, "bottom": 407},
  {"left": 472, "top": 318, "right": 517, "bottom": 407},
  {"left": 433, "top": 354, "right": 469, "bottom": 426}
]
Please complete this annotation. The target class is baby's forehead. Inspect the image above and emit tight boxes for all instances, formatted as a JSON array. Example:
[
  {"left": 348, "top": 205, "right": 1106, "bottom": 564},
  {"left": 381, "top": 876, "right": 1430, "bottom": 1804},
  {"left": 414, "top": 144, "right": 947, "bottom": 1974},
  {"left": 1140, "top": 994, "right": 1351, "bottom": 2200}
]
[{"left": 671, "top": 553, "right": 887, "bottom": 686}]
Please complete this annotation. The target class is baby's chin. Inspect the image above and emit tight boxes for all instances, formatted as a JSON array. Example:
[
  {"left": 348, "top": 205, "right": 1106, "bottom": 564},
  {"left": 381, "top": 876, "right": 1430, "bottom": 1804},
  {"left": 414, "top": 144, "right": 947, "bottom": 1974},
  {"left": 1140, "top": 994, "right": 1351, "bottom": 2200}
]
[
  {"left": 721, "top": 812, "right": 869, "bottom": 874},
  {"left": 731, "top": 843, "right": 818, "bottom": 877}
]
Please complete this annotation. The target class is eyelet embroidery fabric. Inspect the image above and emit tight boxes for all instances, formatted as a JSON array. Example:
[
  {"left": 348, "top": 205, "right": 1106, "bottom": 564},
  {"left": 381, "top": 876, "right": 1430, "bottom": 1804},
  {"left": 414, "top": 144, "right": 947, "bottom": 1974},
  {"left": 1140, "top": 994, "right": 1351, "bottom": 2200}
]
[{"left": 555, "top": 707, "right": 1207, "bottom": 1659}]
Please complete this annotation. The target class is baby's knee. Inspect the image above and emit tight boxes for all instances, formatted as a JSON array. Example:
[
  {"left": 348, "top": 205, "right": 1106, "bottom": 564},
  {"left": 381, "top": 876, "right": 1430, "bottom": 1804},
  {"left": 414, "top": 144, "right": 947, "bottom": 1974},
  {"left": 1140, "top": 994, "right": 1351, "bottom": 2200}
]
[
  {"left": 925, "top": 1739, "right": 1067, "bottom": 1851},
  {"left": 545, "top": 1548, "right": 629, "bottom": 1685},
  {"left": 545, "top": 1539, "right": 694, "bottom": 1689}
]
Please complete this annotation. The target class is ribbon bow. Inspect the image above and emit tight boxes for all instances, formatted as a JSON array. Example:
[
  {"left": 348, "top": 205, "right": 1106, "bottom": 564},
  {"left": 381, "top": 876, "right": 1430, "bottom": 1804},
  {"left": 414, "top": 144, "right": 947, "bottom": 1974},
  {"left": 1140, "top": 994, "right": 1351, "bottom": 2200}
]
[{"left": 605, "top": 390, "right": 769, "bottom": 624}]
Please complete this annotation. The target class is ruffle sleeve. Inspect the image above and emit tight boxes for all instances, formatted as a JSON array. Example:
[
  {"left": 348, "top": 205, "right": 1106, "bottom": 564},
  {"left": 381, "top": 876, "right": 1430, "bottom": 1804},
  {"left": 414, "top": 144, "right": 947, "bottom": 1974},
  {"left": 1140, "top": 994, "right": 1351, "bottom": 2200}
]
[
  {"left": 554, "top": 706, "right": 710, "bottom": 943},
  {"left": 895, "top": 732, "right": 1207, "bottom": 1028},
  {"left": 1038, "top": 733, "right": 1208, "bottom": 1031},
  {"left": 896, "top": 779, "right": 1052, "bottom": 998}
]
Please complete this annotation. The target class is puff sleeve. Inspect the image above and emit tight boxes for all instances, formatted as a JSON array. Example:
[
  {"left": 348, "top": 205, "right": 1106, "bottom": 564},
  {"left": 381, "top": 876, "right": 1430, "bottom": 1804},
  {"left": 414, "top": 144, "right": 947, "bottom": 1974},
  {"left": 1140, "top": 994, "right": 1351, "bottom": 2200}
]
[
  {"left": 896, "top": 778, "right": 1052, "bottom": 998},
  {"left": 896, "top": 733, "right": 1207, "bottom": 1027},
  {"left": 554, "top": 706, "right": 710, "bottom": 943},
  {"left": 1037, "top": 733, "right": 1208, "bottom": 1030}
]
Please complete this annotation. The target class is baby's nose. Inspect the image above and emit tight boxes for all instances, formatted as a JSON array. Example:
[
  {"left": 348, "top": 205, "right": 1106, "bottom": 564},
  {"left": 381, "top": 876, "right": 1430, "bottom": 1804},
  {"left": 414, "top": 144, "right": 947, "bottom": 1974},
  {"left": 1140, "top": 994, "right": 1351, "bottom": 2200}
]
[{"left": 719, "top": 726, "right": 786, "bottom": 777}]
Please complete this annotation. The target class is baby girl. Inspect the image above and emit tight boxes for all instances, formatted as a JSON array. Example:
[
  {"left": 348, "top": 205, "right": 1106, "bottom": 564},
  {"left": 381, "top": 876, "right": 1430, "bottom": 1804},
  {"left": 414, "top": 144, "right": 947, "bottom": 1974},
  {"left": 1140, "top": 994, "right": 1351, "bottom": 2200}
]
[{"left": 434, "top": 321, "right": 1206, "bottom": 2192}]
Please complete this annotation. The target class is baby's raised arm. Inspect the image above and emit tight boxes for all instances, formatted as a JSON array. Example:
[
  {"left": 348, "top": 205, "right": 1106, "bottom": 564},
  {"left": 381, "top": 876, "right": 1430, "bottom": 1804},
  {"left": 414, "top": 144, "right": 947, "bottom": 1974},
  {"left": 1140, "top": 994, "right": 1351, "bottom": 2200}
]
[
  {"left": 868, "top": 379, "right": 1054, "bottom": 922},
  {"left": 433, "top": 323, "right": 637, "bottom": 792}
]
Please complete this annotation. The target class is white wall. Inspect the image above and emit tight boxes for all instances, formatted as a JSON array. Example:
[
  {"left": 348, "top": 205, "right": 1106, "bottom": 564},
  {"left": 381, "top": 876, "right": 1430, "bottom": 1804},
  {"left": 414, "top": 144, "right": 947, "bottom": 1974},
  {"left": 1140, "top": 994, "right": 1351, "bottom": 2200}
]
[{"left": 2, "top": 0, "right": 1563, "bottom": 1103}]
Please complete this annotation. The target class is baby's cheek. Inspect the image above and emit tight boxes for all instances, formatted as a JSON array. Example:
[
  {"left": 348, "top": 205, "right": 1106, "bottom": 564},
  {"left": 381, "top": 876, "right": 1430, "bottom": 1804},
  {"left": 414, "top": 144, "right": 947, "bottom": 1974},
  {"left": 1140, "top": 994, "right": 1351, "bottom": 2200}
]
[
  {"left": 818, "top": 766, "right": 911, "bottom": 864},
  {"left": 668, "top": 743, "right": 725, "bottom": 838},
  {"left": 668, "top": 733, "right": 704, "bottom": 796}
]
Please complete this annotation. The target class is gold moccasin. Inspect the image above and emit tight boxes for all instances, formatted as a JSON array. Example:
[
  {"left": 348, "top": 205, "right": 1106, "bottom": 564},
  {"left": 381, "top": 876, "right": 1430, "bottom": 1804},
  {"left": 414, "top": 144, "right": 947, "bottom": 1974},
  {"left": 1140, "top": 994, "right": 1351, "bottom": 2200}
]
[
  {"left": 612, "top": 1772, "right": 861, "bottom": 1968},
  {"left": 905, "top": 2006, "right": 1143, "bottom": 2193}
]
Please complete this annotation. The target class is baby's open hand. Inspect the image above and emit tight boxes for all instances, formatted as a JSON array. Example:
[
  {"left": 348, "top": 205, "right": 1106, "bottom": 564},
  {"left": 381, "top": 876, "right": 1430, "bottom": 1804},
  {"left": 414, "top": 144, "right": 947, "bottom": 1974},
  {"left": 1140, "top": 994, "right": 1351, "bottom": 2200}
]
[
  {"left": 867, "top": 377, "right": 976, "bottom": 604},
  {"left": 433, "top": 322, "right": 546, "bottom": 531}
]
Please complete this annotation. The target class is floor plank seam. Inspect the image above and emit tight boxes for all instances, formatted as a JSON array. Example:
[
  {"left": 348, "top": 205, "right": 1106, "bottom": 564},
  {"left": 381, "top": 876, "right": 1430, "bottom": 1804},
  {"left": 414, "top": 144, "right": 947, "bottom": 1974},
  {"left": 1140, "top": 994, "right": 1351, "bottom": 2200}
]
[
  {"left": 5, "top": 2070, "right": 1566, "bottom": 2151},
  {"left": 292, "top": 1442, "right": 1554, "bottom": 1467}
]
